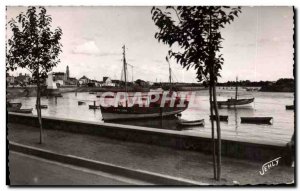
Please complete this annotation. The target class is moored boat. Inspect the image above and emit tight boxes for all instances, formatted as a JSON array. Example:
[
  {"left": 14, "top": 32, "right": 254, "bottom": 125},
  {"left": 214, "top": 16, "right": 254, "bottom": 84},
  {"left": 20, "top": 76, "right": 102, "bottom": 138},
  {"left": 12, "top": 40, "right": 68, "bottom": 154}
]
[
  {"left": 286, "top": 105, "right": 294, "bottom": 110},
  {"left": 100, "top": 46, "right": 189, "bottom": 121},
  {"left": 7, "top": 102, "right": 22, "bottom": 109},
  {"left": 40, "top": 105, "right": 48, "bottom": 109},
  {"left": 78, "top": 101, "right": 85, "bottom": 105},
  {"left": 217, "top": 98, "right": 254, "bottom": 107},
  {"left": 217, "top": 77, "right": 254, "bottom": 107},
  {"left": 210, "top": 115, "right": 228, "bottom": 122},
  {"left": 240, "top": 117, "right": 273, "bottom": 124},
  {"left": 9, "top": 108, "right": 33, "bottom": 113},
  {"left": 89, "top": 105, "right": 100, "bottom": 109},
  {"left": 177, "top": 119, "right": 205, "bottom": 127},
  {"left": 101, "top": 105, "right": 187, "bottom": 121}
]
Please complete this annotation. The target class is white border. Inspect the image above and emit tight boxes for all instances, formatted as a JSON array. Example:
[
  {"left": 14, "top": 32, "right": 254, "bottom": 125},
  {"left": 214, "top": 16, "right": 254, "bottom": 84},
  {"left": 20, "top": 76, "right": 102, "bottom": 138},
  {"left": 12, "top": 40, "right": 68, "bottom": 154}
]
[{"left": 1, "top": 1, "right": 298, "bottom": 191}]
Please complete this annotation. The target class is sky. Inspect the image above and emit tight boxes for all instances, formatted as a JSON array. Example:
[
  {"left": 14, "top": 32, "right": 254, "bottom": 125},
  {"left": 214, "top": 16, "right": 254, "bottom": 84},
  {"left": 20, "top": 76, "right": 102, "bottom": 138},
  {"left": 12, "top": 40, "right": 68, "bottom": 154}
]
[{"left": 6, "top": 6, "right": 294, "bottom": 83}]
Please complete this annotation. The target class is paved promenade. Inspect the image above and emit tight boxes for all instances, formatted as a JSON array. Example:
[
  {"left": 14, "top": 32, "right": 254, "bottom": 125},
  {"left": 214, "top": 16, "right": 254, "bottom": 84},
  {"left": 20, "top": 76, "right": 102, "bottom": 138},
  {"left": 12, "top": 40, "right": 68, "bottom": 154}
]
[
  {"left": 8, "top": 123, "right": 294, "bottom": 185},
  {"left": 9, "top": 151, "right": 137, "bottom": 185}
]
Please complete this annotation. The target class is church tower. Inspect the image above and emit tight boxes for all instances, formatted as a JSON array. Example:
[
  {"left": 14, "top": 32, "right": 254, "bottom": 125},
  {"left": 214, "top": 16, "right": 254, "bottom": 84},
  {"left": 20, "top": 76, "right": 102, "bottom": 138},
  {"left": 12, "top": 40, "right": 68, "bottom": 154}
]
[{"left": 66, "top": 65, "right": 70, "bottom": 79}]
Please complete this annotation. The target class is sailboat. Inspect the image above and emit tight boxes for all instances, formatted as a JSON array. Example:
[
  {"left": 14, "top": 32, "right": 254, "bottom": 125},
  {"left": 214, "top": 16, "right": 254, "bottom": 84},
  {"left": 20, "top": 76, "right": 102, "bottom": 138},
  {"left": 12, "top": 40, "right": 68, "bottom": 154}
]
[
  {"left": 217, "top": 77, "right": 254, "bottom": 107},
  {"left": 100, "top": 46, "right": 189, "bottom": 121}
]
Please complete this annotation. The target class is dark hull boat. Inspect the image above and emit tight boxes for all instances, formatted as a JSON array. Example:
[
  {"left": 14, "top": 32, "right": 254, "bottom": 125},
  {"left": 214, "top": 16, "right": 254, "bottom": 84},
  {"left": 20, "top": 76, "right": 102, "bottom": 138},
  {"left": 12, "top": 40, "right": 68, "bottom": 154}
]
[
  {"left": 78, "top": 101, "right": 85, "bottom": 105},
  {"left": 89, "top": 105, "right": 100, "bottom": 109},
  {"left": 218, "top": 77, "right": 254, "bottom": 107},
  {"left": 101, "top": 105, "right": 188, "bottom": 121},
  {"left": 7, "top": 102, "right": 23, "bottom": 112},
  {"left": 286, "top": 105, "right": 294, "bottom": 110},
  {"left": 241, "top": 117, "right": 273, "bottom": 124},
  {"left": 100, "top": 45, "right": 189, "bottom": 121},
  {"left": 9, "top": 108, "right": 33, "bottom": 113},
  {"left": 210, "top": 115, "right": 228, "bottom": 122},
  {"left": 7, "top": 102, "right": 22, "bottom": 109},
  {"left": 40, "top": 105, "right": 48, "bottom": 109},
  {"left": 217, "top": 98, "right": 254, "bottom": 107}
]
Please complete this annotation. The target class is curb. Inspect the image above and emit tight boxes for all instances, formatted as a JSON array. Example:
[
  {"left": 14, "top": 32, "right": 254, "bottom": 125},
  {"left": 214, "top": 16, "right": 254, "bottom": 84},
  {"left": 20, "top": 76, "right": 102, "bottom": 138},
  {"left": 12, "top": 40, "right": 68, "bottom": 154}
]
[{"left": 9, "top": 141, "right": 206, "bottom": 186}]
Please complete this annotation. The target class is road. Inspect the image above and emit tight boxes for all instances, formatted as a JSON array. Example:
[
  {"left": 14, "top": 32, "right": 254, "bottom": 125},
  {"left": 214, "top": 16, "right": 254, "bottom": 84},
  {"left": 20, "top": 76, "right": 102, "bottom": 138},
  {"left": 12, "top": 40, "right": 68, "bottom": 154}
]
[{"left": 9, "top": 151, "right": 150, "bottom": 185}]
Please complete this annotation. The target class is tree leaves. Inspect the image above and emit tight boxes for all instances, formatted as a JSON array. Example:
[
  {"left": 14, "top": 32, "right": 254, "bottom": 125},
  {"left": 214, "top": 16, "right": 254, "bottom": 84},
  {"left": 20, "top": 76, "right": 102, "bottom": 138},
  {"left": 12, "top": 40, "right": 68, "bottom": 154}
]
[
  {"left": 6, "top": 6, "right": 63, "bottom": 82},
  {"left": 151, "top": 6, "right": 242, "bottom": 83}
]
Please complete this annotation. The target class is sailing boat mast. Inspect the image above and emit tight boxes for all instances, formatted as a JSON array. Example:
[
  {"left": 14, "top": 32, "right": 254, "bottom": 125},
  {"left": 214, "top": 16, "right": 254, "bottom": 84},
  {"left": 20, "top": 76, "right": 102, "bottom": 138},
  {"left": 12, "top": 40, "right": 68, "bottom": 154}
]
[
  {"left": 123, "top": 45, "right": 128, "bottom": 107},
  {"left": 235, "top": 76, "right": 238, "bottom": 100},
  {"left": 166, "top": 56, "right": 172, "bottom": 89}
]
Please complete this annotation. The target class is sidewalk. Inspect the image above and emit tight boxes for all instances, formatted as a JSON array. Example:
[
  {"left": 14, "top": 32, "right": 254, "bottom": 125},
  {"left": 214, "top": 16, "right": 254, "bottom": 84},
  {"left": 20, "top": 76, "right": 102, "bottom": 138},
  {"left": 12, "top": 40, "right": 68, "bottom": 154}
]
[{"left": 8, "top": 123, "right": 294, "bottom": 185}]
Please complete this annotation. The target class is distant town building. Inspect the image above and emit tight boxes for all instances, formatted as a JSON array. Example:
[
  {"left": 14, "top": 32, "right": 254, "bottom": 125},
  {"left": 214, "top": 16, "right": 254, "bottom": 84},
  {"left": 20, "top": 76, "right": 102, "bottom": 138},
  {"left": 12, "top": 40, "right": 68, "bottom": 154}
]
[
  {"left": 6, "top": 73, "right": 15, "bottom": 86},
  {"left": 88, "top": 80, "right": 102, "bottom": 87},
  {"left": 78, "top": 75, "right": 90, "bottom": 85},
  {"left": 135, "top": 79, "right": 149, "bottom": 87},
  {"left": 66, "top": 65, "right": 70, "bottom": 79},
  {"left": 65, "top": 77, "right": 77, "bottom": 86},
  {"left": 14, "top": 73, "right": 31, "bottom": 86},
  {"left": 46, "top": 72, "right": 58, "bottom": 89},
  {"left": 47, "top": 65, "right": 78, "bottom": 87},
  {"left": 102, "top": 77, "right": 115, "bottom": 87},
  {"left": 112, "top": 80, "right": 121, "bottom": 87},
  {"left": 52, "top": 72, "right": 66, "bottom": 86}
]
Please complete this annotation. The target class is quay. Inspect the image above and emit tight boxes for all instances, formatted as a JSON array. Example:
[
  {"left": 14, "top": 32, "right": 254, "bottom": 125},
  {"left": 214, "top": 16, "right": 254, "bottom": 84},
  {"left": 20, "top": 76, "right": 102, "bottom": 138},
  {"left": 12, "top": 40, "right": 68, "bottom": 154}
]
[
  {"left": 7, "top": 113, "right": 294, "bottom": 185},
  {"left": 8, "top": 113, "right": 292, "bottom": 163}
]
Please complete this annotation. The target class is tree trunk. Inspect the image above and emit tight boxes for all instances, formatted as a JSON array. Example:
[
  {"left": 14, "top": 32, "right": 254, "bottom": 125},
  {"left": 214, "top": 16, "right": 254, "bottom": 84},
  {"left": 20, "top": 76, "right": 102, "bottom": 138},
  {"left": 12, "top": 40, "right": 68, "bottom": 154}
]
[
  {"left": 36, "top": 74, "right": 43, "bottom": 144},
  {"left": 209, "top": 84, "right": 217, "bottom": 180},
  {"left": 212, "top": 80, "right": 221, "bottom": 181}
]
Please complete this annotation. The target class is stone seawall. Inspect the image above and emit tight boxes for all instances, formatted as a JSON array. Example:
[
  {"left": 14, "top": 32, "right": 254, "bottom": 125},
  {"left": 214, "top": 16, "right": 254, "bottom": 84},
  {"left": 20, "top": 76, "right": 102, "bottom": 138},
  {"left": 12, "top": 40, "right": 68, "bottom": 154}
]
[{"left": 7, "top": 113, "right": 291, "bottom": 164}]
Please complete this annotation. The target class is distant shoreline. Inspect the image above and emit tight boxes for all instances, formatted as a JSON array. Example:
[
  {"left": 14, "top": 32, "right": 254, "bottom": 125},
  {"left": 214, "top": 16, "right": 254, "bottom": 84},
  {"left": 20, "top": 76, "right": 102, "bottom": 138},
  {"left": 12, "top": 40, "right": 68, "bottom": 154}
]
[{"left": 7, "top": 85, "right": 293, "bottom": 99}]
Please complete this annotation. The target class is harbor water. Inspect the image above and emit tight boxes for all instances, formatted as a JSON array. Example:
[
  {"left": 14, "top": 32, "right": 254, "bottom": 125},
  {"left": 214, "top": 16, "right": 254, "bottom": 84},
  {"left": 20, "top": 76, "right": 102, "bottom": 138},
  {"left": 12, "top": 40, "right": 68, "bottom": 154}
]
[{"left": 10, "top": 88, "right": 294, "bottom": 145}]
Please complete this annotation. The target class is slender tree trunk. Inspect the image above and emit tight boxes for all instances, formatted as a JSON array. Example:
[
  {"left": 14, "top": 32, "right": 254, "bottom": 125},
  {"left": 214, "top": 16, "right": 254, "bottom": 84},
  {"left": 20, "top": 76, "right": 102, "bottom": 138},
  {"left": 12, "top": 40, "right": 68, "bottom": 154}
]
[
  {"left": 36, "top": 71, "right": 43, "bottom": 144},
  {"left": 212, "top": 79, "right": 221, "bottom": 181},
  {"left": 209, "top": 84, "right": 217, "bottom": 180}
]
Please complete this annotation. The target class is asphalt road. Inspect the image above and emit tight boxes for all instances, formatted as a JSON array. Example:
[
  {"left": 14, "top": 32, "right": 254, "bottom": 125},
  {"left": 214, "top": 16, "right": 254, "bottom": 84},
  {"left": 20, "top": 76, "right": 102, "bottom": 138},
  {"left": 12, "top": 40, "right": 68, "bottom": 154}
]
[{"left": 9, "top": 151, "right": 148, "bottom": 185}]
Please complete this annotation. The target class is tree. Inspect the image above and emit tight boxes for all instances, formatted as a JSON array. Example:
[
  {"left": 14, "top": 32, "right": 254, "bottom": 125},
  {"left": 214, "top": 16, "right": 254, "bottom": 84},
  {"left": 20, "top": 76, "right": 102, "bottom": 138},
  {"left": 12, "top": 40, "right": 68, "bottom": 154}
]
[
  {"left": 151, "top": 6, "right": 241, "bottom": 180},
  {"left": 7, "top": 6, "right": 63, "bottom": 144}
]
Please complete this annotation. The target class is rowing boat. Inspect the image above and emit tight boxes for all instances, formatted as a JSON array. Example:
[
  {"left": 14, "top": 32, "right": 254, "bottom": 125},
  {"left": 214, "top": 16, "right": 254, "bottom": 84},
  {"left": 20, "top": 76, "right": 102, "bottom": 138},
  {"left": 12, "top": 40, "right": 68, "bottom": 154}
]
[
  {"left": 217, "top": 98, "right": 254, "bottom": 107},
  {"left": 40, "top": 105, "right": 48, "bottom": 109},
  {"left": 9, "top": 108, "right": 33, "bottom": 113},
  {"left": 210, "top": 115, "right": 228, "bottom": 121},
  {"left": 241, "top": 117, "right": 273, "bottom": 124},
  {"left": 177, "top": 119, "right": 205, "bottom": 126},
  {"left": 78, "top": 101, "right": 85, "bottom": 105},
  {"left": 89, "top": 105, "right": 100, "bottom": 109},
  {"left": 286, "top": 105, "right": 294, "bottom": 110}
]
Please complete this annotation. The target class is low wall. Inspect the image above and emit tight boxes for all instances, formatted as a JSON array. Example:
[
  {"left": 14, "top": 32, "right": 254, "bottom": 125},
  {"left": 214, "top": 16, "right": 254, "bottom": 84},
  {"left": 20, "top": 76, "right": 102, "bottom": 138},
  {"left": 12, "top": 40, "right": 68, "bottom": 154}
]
[{"left": 7, "top": 113, "right": 291, "bottom": 164}]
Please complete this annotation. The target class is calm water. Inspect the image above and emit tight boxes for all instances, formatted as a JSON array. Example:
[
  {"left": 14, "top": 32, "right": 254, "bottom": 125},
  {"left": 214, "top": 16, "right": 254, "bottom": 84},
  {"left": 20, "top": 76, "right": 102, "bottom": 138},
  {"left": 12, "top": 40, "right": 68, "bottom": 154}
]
[{"left": 10, "top": 88, "right": 294, "bottom": 145}]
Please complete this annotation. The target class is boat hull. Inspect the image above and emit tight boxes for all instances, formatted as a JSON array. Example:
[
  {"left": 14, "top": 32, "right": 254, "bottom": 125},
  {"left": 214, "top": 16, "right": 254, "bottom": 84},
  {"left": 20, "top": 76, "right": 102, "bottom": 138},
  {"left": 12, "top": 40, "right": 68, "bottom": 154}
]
[
  {"left": 210, "top": 115, "right": 228, "bottom": 121},
  {"left": 217, "top": 98, "right": 254, "bottom": 107},
  {"left": 9, "top": 108, "right": 33, "bottom": 113},
  {"left": 286, "top": 105, "right": 294, "bottom": 110},
  {"left": 89, "top": 105, "right": 100, "bottom": 109},
  {"left": 100, "top": 106, "right": 187, "bottom": 121},
  {"left": 177, "top": 119, "right": 205, "bottom": 126},
  {"left": 241, "top": 117, "right": 273, "bottom": 124}
]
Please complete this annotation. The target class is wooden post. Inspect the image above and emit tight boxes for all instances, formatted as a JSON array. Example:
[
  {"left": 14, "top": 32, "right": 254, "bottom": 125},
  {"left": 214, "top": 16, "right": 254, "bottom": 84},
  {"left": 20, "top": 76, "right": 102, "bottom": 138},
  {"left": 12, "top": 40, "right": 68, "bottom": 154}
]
[{"left": 160, "top": 107, "right": 163, "bottom": 128}]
